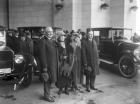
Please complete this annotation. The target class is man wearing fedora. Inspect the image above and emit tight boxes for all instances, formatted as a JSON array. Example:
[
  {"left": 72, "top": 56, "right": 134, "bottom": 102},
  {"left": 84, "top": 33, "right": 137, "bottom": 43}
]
[
  {"left": 81, "top": 30, "right": 99, "bottom": 92},
  {"left": 39, "top": 27, "right": 58, "bottom": 102}
]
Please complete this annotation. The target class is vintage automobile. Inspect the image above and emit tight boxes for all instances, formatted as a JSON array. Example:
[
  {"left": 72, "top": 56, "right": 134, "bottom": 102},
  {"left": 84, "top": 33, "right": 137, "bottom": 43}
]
[
  {"left": 0, "top": 26, "right": 34, "bottom": 90},
  {"left": 91, "top": 27, "right": 140, "bottom": 78}
]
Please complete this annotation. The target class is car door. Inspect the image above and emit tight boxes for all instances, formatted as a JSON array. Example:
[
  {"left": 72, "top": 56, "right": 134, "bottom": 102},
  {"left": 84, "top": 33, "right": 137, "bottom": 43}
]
[{"left": 99, "top": 29, "right": 115, "bottom": 61}]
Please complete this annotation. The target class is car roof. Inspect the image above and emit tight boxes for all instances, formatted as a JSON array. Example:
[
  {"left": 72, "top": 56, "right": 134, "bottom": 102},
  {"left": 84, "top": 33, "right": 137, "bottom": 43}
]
[
  {"left": 17, "top": 26, "right": 46, "bottom": 30},
  {"left": 90, "top": 27, "right": 132, "bottom": 31},
  {"left": 0, "top": 26, "right": 6, "bottom": 31}
]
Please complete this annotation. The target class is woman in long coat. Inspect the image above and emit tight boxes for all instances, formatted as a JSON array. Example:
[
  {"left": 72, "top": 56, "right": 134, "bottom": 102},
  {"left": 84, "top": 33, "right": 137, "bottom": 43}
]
[
  {"left": 67, "top": 33, "right": 79, "bottom": 91},
  {"left": 56, "top": 31, "right": 71, "bottom": 95}
]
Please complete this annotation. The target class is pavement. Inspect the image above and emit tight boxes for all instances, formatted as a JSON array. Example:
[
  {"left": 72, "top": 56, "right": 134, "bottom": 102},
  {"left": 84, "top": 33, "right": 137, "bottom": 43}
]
[{"left": 0, "top": 63, "right": 140, "bottom": 104}]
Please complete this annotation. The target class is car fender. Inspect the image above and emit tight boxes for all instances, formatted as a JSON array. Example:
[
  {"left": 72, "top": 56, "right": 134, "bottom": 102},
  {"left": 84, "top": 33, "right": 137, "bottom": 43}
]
[
  {"left": 14, "top": 53, "right": 33, "bottom": 77},
  {"left": 117, "top": 50, "right": 134, "bottom": 63},
  {"left": 116, "top": 42, "right": 134, "bottom": 63}
]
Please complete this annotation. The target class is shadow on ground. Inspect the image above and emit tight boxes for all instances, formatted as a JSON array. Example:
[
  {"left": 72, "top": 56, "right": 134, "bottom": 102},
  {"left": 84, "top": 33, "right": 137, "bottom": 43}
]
[{"left": 100, "top": 62, "right": 120, "bottom": 76}]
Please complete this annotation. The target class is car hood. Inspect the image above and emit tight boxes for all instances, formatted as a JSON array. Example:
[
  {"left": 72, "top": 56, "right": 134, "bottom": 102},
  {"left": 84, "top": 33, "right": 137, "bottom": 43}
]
[
  {"left": 115, "top": 39, "right": 140, "bottom": 50},
  {"left": 0, "top": 46, "right": 13, "bottom": 52},
  {"left": 117, "top": 39, "right": 139, "bottom": 45},
  {"left": 117, "top": 39, "right": 133, "bottom": 43}
]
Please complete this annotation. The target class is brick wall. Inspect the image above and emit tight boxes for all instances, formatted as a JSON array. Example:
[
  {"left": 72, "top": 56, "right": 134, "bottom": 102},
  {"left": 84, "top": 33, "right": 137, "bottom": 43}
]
[
  {"left": 0, "top": 0, "right": 8, "bottom": 27},
  {"left": 9, "top": 0, "right": 53, "bottom": 29}
]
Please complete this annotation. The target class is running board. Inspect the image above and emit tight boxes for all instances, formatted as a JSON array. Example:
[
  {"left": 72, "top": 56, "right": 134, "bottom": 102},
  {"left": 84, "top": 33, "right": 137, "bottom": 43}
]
[{"left": 99, "top": 59, "right": 114, "bottom": 64}]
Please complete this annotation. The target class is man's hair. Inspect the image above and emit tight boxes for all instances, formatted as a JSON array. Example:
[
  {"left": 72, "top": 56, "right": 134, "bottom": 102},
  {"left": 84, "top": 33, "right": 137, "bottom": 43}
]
[{"left": 46, "top": 27, "right": 53, "bottom": 32}]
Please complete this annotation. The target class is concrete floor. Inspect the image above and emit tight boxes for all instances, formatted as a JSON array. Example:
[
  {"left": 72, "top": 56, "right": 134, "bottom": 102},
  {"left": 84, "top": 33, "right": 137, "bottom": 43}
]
[{"left": 0, "top": 63, "right": 140, "bottom": 104}]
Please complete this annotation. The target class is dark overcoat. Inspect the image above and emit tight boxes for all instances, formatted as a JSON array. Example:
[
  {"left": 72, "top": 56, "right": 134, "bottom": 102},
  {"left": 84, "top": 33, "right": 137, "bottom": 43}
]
[
  {"left": 81, "top": 38, "right": 99, "bottom": 75},
  {"left": 26, "top": 38, "right": 34, "bottom": 55},
  {"left": 57, "top": 43, "right": 67, "bottom": 78},
  {"left": 19, "top": 40, "right": 30, "bottom": 54},
  {"left": 75, "top": 46, "right": 81, "bottom": 83},
  {"left": 39, "top": 37, "right": 58, "bottom": 83},
  {"left": 67, "top": 41, "right": 79, "bottom": 84}
]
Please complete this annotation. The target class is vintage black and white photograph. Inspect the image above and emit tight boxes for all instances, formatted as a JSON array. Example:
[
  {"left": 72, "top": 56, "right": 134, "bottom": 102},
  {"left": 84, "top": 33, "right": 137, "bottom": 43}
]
[{"left": 0, "top": 0, "right": 140, "bottom": 104}]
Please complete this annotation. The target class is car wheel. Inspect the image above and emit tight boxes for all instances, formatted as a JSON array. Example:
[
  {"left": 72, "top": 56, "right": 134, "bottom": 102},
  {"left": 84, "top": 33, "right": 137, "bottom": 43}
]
[
  {"left": 118, "top": 55, "right": 137, "bottom": 78},
  {"left": 22, "top": 66, "right": 33, "bottom": 87}
]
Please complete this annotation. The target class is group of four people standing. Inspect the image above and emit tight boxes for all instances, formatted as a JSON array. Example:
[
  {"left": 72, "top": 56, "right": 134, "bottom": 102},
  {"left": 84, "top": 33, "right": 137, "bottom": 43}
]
[{"left": 39, "top": 27, "right": 99, "bottom": 102}]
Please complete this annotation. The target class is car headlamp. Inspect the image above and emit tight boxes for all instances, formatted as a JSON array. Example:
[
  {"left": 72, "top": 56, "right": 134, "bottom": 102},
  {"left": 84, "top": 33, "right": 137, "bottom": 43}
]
[
  {"left": 14, "top": 55, "right": 24, "bottom": 64},
  {"left": 134, "top": 48, "right": 140, "bottom": 61}
]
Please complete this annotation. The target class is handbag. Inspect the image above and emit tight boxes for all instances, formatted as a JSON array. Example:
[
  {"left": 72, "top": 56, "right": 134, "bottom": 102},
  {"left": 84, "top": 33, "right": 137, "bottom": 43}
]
[
  {"left": 61, "top": 54, "right": 74, "bottom": 76},
  {"left": 55, "top": 54, "right": 75, "bottom": 88},
  {"left": 84, "top": 66, "right": 92, "bottom": 75}
]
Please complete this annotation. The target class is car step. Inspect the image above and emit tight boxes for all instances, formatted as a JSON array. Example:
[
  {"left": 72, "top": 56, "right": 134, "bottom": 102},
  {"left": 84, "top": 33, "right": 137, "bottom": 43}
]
[{"left": 99, "top": 58, "right": 114, "bottom": 64}]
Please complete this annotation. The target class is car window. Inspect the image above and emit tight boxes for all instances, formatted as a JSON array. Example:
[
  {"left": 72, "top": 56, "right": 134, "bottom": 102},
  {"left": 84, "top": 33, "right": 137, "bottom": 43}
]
[
  {"left": 99, "top": 30, "right": 111, "bottom": 40},
  {"left": 111, "top": 29, "right": 132, "bottom": 40},
  {"left": 94, "top": 31, "right": 100, "bottom": 36},
  {"left": 124, "top": 29, "right": 132, "bottom": 40},
  {"left": 108, "top": 30, "right": 113, "bottom": 39},
  {"left": 0, "top": 30, "right": 6, "bottom": 46}
]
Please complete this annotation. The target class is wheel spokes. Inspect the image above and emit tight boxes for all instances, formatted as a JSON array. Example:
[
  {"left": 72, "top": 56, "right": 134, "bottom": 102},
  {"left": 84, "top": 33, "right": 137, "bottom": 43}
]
[{"left": 120, "top": 59, "right": 134, "bottom": 75}]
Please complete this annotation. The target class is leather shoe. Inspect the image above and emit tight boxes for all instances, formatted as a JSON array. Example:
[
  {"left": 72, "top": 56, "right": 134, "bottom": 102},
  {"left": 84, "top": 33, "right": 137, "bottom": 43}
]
[
  {"left": 86, "top": 87, "right": 90, "bottom": 92},
  {"left": 90, "top": 86, "right": 98, "bottom": 90},
  {"left": 58, "top": 89, "right": 63, "bottom": 95},
  {"left": 65, "top": 89, "right": 69, "bottom": 95},
  {"left": 43, "top": 96, "right": 55, "bottom": 102},
  {"left": 74, "top": 86, "right": 79, "bottom": 90}
]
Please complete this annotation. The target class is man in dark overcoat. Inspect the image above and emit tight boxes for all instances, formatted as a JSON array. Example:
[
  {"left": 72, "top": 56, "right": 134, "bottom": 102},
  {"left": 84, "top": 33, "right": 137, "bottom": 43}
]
[
  {"left": 81, "top": 30, "right": 99, "bottom": 92},
  {"left": 19, "top": 33, "right": 32, "bottom": 54},
  {"left": 39, "top": 27, "right": 58, "bottom": 102}
]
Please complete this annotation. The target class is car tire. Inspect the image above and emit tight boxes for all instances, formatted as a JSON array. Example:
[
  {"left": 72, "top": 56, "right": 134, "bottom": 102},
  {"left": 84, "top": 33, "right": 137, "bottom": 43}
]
[
  {"left": 118, "top": 55, "right": 137, "bottom": 78},
  {"left": 22, "top": 66, "right": 33, "bottom": 87}
]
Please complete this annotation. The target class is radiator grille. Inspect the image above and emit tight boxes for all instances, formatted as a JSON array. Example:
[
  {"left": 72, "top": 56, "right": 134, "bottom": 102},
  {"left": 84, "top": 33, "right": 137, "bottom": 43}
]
[{"left": 0, "top": 50, "right": 13, "bottom": 68}]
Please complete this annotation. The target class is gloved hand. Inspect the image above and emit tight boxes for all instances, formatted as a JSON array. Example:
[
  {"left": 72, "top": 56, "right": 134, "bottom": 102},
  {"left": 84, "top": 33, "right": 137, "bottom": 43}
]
[
  {"left": 41, "top": 72, "right": 49, "bottom": 82},
  {"left": 63, "top": 56, "right": 67, "bottom": 59},
  {"left": 87, "top": 66, "right": 92, "bottom": 72},
  {"left": 84, "top": 64, "right": 88, "bottom": 70},
  {"left": 61, "top": 63, "right": 71, "bottom": 76},
  {"left": 63, "top": 69, "right": 71, "bottom": 76}
]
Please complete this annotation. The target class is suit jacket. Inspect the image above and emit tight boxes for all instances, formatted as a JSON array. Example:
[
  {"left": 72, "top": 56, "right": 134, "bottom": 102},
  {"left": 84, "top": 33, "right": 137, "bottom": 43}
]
[
  {"left": 19, "top": 40, "right": 30, "bottom": 54},
  {"left": 26, "top": 38, "right": 34, "bottom": 55},
  {"left": 81, "top": 38, "right": 99, "bottom": 75},
  {"left": 39, "top": 37, "right": 58, "bottom": 82}
]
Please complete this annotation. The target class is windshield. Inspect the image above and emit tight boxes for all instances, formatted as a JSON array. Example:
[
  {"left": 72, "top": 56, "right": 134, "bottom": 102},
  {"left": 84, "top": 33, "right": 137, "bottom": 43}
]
[
  {"left": 109, "top": 29, "right": 132, "bottom": 40},
  {"left": 0, "top": 30, "right": 6, "bottom": 46}
]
